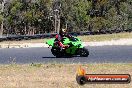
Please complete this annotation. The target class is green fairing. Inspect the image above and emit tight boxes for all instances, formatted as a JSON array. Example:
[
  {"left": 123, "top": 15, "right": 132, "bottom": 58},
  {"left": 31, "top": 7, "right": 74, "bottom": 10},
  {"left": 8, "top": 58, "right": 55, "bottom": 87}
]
[
  {"left": 46, "top": 37, "right": 84, "bottom": 55},
  {"left": 46, "top": 38, "right": 55, "bottom": 46},
  {"left": 66, "top": 46, "right": 77, "bottom": 54}
]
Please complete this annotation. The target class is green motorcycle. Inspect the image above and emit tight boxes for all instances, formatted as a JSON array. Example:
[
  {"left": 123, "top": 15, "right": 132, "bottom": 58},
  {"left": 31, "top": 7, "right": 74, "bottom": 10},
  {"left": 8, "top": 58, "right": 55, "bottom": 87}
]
[{"left": 46, "top": 37, "right": 89, "bottom": 58}]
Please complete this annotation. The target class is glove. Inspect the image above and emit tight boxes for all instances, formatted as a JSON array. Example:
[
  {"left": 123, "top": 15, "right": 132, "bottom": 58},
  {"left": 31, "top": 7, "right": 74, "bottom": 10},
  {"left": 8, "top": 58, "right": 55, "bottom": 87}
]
[
  {"left": 62, "top": 45, "right": 69, "bottom": 49},
  {"left": 64, "top": 45, "right": 69, "bottom": 48}
]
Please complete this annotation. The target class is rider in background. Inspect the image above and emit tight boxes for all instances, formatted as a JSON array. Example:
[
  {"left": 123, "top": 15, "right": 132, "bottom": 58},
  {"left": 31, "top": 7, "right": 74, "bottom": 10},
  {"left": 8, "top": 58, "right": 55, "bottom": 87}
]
[{"left": 55, "top": 28, "right": 72, "bottom": 49}]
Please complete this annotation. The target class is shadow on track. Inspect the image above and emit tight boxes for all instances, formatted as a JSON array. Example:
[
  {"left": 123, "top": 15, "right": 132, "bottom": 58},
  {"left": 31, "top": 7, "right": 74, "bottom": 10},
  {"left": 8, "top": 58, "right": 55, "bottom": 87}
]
[
  {"left": 42, "top": 56, "right": 56, "bottom": 58},
  {"left": 42, "top": 55, "right": 81, "bottom": 58}
]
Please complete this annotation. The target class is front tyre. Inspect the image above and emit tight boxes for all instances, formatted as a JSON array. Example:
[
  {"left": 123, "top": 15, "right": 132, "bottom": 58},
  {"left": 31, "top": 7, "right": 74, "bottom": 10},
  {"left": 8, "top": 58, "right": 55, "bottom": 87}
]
[{"left": 78, "top": 48, "right": 89, "bottom": 57}]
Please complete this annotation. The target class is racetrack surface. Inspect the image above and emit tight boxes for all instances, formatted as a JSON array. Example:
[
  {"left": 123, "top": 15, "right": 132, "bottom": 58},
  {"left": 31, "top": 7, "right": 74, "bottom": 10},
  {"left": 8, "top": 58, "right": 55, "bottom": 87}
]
[{"left": 0, "top": 45, "right": 132, "bottom": 64}]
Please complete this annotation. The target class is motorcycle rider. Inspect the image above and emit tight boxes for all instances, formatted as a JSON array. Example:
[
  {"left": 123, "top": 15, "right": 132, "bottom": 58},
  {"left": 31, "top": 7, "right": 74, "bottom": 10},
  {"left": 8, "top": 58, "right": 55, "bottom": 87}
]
[{"left": 55, "top": 28, "right": 72, "bottom": 49}]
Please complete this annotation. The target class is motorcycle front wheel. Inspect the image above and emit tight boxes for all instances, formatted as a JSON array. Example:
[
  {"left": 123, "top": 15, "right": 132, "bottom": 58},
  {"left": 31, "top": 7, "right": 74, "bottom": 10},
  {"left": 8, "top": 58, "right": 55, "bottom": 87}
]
[{"left": 78, "top": 48, "right": 89, "bottom": 57}]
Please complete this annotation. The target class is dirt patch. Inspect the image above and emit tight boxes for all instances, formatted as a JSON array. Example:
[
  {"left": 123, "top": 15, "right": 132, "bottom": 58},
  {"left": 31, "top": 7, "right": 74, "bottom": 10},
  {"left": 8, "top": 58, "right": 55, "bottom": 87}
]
[{"left": 0, "top": 63, "right": 131, "bottom": 88}]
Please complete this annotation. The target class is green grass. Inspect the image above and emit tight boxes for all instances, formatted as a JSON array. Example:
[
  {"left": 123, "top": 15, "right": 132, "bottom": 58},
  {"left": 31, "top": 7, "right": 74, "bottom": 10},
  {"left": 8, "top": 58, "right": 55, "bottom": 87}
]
[
  {"left": 0, "top": 32, "right": 132, "bottom": 44},
  {"left": 0, "top": 63, "right": 131, "bottom": 88},
  {"left": 78, "top": 32, "right": 132, "bottom": 42}
]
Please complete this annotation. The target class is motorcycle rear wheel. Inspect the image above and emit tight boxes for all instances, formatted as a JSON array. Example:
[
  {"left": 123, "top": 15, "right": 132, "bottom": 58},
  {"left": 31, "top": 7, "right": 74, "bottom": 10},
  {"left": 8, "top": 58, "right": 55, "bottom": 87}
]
[{"left": 51, "top": 47, "right": 63, "bottom": 58}]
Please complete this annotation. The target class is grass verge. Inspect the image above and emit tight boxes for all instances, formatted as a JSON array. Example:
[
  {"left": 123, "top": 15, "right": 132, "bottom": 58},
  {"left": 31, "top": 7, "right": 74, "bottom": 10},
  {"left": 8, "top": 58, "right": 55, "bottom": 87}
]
[
  {"left": 0, "top": 32, "right": 132, "bottom": 44},
  {"left": 0, "top": 63, "right": 131, "bottom": 88},
  {"left": 78, "top": 32, "right": 132, "bottom": 42}
]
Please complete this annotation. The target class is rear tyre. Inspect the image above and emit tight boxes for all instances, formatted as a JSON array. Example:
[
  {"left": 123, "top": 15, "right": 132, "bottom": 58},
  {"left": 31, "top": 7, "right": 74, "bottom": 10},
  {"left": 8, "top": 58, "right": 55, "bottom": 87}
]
[
  {"left": 51, "top": 47, "right": 63, "bottom": 58},
  {"left": 78, "top": 48, "right": 89, "bottom": 57}
]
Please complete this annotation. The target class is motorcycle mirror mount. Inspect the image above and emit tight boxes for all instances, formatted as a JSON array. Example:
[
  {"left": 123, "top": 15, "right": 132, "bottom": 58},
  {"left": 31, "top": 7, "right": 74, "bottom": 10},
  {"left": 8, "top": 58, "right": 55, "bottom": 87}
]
[{"left": 48, "top": 45, "right": 51, "bottom": 48}]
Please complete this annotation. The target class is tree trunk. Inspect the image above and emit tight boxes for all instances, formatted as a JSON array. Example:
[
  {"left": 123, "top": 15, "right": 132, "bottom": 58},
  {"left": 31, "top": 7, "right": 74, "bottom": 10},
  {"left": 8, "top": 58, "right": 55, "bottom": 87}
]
[{"left": 0, "top": 21, "right": 4, "bottom": 36}]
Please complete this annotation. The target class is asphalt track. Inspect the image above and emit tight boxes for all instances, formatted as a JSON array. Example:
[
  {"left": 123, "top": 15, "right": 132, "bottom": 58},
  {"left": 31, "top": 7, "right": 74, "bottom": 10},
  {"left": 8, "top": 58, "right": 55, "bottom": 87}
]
[{"left": 0, "top": 45, "right": 132, "bottom": 64}]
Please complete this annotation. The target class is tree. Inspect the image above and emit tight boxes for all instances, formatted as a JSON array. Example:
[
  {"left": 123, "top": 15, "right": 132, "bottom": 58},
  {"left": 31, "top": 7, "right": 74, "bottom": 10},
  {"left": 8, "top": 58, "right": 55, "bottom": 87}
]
[
  {"left": 0, "top": 0, "right": 131, "bottom": 35},
  {"left": 60, "top": 0, "right": 91, "bottom": 31}
]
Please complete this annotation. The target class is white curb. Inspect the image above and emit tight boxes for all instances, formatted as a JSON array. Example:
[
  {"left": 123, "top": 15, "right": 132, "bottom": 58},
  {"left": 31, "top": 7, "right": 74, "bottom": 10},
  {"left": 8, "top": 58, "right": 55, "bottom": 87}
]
[
  {"left": 84, "top": 38, "right": 132, "bottom": 46},
  {"left": 0, "top": 38, "right": 132, "bottom": 48}
]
